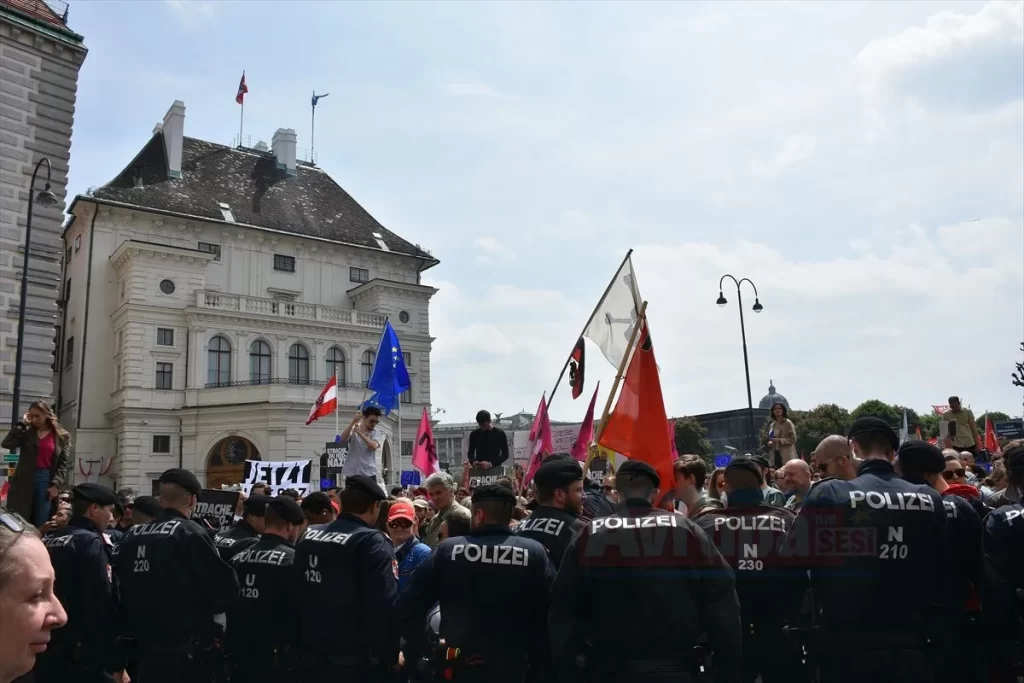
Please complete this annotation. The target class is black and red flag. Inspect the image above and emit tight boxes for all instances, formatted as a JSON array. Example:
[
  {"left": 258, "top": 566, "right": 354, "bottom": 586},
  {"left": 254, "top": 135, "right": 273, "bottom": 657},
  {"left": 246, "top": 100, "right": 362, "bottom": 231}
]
[{"left": 569, "top": 336, "right": 586, "bottom": 399}]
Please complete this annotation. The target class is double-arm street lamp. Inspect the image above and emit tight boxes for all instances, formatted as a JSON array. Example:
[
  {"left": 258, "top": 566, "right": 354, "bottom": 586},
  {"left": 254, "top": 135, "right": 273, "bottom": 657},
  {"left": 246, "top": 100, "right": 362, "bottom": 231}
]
[
  {"left": 717, "top": 275, "right": 763, "bottom": 454},
  {"left": 11, "top": 157, "right": 58, "bottom": 428}
]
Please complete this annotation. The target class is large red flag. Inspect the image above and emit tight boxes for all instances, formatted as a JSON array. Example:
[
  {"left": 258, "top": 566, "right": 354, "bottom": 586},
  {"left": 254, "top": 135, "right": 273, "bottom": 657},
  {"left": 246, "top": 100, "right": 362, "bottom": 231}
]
[
  {"left": 412, "top": 407, "right": 439, "bottom": 476},
  {"left": 522, "top": 394, "right": 554, "bottom": 486},
  {"left": 598, "top": 320, "right": 674, "bottom": 499},
  {"left": 984, "top": 415, "right": 1002, "bottom": 456}
]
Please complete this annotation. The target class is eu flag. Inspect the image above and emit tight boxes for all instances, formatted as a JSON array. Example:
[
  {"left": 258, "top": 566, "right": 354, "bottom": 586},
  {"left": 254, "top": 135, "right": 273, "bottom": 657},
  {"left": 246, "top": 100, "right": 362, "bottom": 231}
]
[{"left": 364, "top": 320, "right": 410, "bottom": 414}]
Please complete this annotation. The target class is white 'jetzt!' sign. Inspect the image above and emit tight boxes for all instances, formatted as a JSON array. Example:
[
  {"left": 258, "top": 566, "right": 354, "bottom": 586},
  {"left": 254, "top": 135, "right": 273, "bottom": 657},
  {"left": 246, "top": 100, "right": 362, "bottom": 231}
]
[{"left": 242, "top": 460, "right": 312, "bottom": 497}]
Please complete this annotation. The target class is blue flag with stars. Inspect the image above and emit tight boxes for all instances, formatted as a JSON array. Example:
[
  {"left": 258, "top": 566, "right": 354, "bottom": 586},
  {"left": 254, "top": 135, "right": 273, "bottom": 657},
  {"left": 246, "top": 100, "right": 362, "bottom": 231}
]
[{"left": 364, "top": 319, "right": 410, "bottom": 413}]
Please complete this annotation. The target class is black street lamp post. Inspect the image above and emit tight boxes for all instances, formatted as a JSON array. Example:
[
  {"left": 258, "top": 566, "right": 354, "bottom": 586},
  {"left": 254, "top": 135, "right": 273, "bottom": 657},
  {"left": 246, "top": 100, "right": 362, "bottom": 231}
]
[
  {"left": 717, "top": 275, "right": 763, "bottom": 453},
  {"left": 11, "top": 157, "right": 58, "bottom": 428}
]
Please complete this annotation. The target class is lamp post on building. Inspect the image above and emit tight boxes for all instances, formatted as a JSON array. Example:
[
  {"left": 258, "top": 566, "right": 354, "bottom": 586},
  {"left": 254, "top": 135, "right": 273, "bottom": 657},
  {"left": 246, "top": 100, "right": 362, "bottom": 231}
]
[
  {"left": 716, "top": 274, "right": 763, "bottom": 454},
  {"left": 11, "top": 157, "right": 58, "bottom": 428}
]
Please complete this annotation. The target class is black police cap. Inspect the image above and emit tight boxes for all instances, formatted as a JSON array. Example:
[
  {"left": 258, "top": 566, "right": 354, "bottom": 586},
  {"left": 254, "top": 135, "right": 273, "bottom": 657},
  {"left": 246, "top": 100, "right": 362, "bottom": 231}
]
[
  {"left": 243, "top": 494, "right": 271, "bottom": 516},
  {"left": 266, "top": 496, "right": 305, "bottom": 525},
  {"left": 897, "top": 440, "right": 945, "bottom": 474},
  {"left": 724, "top": 457, "right": 762, "bottom": 480},
  {"left": 129, "top": 496, "right": 162, "bottom": 519},
  {"left": 534, "top": 457, "right": 583, "bottom": 489},
  {"left": 616, "top": 459, "right": 659, "bottom": 488},
  {"left": 72, "top": 482, "right": 118, "bottom": 507},
  {"left": 848, "top": 416, "right": 899, "bottom": 451},
  {"left": 345, "top": 475, "right": 387, "bottom": 501},
  {"left": 472, "top": 483, "right": 517, "bottom": 505},
  {"left": 158, "top": 468, "right": 201, "bottom": 495}
]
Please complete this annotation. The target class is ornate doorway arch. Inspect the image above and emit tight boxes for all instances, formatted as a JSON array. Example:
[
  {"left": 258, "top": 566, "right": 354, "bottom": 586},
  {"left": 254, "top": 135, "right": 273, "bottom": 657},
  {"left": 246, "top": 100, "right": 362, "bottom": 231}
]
[
  {"left": 206, "top": 436, "right": 260, "bottom": 489},
  {"left": 381, "top": 438, "right": 393, "bottom": 486}
]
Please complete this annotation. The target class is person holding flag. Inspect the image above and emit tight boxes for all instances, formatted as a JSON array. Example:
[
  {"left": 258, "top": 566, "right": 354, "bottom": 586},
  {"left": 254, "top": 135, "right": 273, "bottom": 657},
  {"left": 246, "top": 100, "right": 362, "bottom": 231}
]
[{"left": 339, "top": 407, "right": 382, "bottom": 484}]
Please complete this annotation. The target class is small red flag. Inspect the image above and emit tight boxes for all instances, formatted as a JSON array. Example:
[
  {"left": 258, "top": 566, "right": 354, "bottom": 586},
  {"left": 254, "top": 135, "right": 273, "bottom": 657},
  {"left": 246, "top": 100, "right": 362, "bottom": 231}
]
[
  {"left": 412, "top": 407, "right": 440, "bottom": 476},
  {"left": 984, "top": 416, "right": 1002, "bottom": 456},
  {"left": 306, "top": 375, "right": 337, "bottom": 425},
  {"left": 235, "top": 72, "right": 248, "bottom": 105},
  {"left": 569, "top": 337, "right": 586, "bottom": 399}
]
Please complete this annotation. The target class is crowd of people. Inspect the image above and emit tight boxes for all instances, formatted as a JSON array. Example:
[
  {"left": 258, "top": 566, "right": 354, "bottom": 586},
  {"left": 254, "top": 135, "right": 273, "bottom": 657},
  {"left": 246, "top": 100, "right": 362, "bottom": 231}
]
[{"left": 0, "top": 404, "right": 1022, "bottom": 683}]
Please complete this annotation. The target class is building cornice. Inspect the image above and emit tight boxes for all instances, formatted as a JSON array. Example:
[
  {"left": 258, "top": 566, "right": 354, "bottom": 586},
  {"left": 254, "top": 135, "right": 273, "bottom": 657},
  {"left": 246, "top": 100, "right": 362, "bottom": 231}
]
[
  {"left": 110, "top": 239, "right": 215, "bottom": 274},
  {"left": 183, "top": 309, "right": 435, "bottom": 344},
  {"left": 348, "top": 278, "right": 438, "bottom": 303},
  {"left": 0, "top": 5, "right": 87, "bottom": 53}
]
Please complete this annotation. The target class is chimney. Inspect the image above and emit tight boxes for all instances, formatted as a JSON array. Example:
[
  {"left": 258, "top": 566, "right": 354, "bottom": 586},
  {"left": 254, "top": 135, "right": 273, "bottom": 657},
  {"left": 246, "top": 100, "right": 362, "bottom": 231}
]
[
  {"left": 271, "top": 128, "right": 297, "bottom": 176},
  {"left": 254, "top": 140, "right": 268, "bottom": 152},
  {"left": 162, "top": 100, "right": 185, "bottom": 179}
]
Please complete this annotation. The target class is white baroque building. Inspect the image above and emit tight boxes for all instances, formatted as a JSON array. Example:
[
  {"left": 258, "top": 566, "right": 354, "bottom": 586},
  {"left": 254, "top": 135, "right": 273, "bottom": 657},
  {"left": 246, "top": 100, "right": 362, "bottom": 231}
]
[{"left": 55, "top": 100, "right": 438, "bottom": 494}]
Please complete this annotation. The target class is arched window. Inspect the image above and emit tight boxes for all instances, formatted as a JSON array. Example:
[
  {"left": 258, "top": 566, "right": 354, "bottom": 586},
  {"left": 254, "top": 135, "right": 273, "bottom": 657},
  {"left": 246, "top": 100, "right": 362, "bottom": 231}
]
[
  {"left": 207, "top": 335, "right": 231, "bottom": 387},
  {"left": 361, "top": 349, "right": 375, "bottom": 384},
  {"left": 326, "top": 347, "right": 345, "bottom": 384},
  {"left": 249, "top": 340, "right": 272, "bottom": 384},
  {"left": 288, "top": 343, "right": 310, "bottom": 383}
]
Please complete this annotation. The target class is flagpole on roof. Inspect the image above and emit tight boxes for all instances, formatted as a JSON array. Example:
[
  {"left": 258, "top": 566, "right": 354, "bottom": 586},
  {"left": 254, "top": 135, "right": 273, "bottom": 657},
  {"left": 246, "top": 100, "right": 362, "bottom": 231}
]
[
  {"left": 311, "top": 91, "right": 329, "bottom": 166},
  {"left": 547, "top": 249, "right": 634, "bottom": 408},
  {"left": 582, "top": 300, "right": 647, "bottom": 481}
]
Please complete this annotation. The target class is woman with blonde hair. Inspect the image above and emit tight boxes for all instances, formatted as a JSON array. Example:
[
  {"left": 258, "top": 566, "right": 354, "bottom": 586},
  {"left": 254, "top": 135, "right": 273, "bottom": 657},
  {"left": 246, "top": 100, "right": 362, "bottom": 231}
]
[{"left": 1, "top": 401, "right": 72, "bottom": 527}]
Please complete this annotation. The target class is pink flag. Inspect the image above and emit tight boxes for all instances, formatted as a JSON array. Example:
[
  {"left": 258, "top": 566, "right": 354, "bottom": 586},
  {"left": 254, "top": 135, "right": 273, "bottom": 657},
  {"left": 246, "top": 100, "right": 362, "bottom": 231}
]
[
  {"left": 570, "top": 383, "right": 600, "bottom": 461},
  {"left": 411, "top": 407, "right": 439, "bottom": 476},
  {"left": 522, "top": 394, "right": 554, "bottom": 487},
  {"left": 668, "top": 418, "right": 679, "bottom": 461}
]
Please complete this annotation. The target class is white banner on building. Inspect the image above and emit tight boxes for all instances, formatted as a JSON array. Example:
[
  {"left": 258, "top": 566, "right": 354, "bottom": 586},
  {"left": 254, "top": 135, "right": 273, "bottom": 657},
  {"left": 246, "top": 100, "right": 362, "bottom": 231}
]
[{"left": 242, "top": 460, "right": 312, "bottom": 497}]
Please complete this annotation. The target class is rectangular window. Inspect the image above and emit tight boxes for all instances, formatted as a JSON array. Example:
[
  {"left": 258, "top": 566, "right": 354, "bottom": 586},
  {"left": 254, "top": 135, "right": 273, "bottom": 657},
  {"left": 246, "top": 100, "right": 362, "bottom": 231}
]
[
  {"left": 402, "top": 440, "right": 413, "bottom": 457},
  {"left": 65, "top": 336, "right": 74, "bottom": 368},
  {"left": 156, "top": 328, "right": 174, "bottom": 346},
  {"left": 63, "top": 278, "right": 71, "bottom": 303},
  {"left": 155, "top": 362, "right": 173, "bottom": 390},
  {"left": 273, "top": 254, "right": 295, "bottom": 272},
  {"left": 401, "top": 378, "right": 412, "bottom": 405},
  {"left": 349, "top": 267, "right": 369, "bottom": 283},
  {"left": 198, "top": 241, "right": 222, "bottom": 261},
  {"left": 403, "top": 351, "right": 412, "bottom": 368},
  {"left": 51, "top": 326, "right": 61, "bottom": 371},
  {"left": 114, "top": 364, "right": 121, "bottom": 390},
  {"left": 65, "top": 245, "right": 71, "bottom": 263},
  {"left": 152, "top": 435, "right": 171, "bottom": 454},
  {"left": 74, "top": 235, "right": 81, "bottom": 253}
]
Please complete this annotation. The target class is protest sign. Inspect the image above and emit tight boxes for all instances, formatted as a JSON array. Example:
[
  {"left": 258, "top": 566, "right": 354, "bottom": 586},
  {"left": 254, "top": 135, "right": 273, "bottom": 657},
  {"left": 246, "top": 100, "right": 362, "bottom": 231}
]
[
  {"left": 242, "top": 459, "right": 312, "bottom": 496},
  {"left": 322, "top": 443, "right": 347, "bottom": 475},
  {"left": 586, "top": 458, "right": 607, "bottom": 484},
  {"left": 190, "top": 489, "right": 239, "bottom": 529},
  {"left": 467, "top": 466, "right": 509, "bottom": 487},
  {"left": 995, "top": 420, "right": 1024, "bottom": 440}
]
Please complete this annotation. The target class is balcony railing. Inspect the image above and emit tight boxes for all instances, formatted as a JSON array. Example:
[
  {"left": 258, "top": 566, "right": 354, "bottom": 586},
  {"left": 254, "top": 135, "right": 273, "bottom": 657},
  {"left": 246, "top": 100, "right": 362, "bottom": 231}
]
[
  {"left": 195, "top": 291, "right": 386, "bottom": 328},
  {"left": 204, "top": 377, "right": 370, "bottom": 390}
]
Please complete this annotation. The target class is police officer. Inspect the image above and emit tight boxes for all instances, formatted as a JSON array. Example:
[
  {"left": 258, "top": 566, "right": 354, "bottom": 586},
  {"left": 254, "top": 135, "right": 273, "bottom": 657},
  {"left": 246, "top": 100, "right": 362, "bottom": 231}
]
[
  {"left": 515, "top": 455, "right": 586, "bottom": 569},
  {"left": 982, "top": 439, "right": 1024, "bottom": 683},
  {"left": 213, "top": 493, "right": 268, "bottom": 562},
  {"left": 897, "top": 439, "right": 984, "bottom": 683},
  {"left": 398, "top": 484, "right": 555, "bottom": 683},
  {"left": 227, "top": 495, "right": 305, "bottom": 683},
  {"left": 127, "top": 495, "right": 162, "bottom": 526},
  {"left": 35, "top": 483, "right": 127, "bottom": 683},
  {"left": 692, "top": 458, "right": 806, "bottom": 683},
  {"left": 549, "top": 460, "right": 742, "bottom": 683},
  {"left": 292, "top": 475, "right": 399, "bottom": 681},
  {"left": 112, "top": 468, "right": 239, "bottom": 683},
  {"left": 786, "top": 417, "right": 948, "bottom": 683}
]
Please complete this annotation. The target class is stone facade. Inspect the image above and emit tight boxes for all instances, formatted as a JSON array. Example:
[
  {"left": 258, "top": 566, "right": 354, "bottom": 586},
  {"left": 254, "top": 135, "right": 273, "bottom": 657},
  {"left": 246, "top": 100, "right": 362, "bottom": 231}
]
[{"left": 0, "top": 1, "right": 86, "bottom": 426}]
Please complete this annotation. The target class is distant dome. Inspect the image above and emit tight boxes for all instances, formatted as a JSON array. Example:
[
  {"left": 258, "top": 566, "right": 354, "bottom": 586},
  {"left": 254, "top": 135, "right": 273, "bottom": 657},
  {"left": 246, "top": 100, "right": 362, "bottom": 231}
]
[{"left": 758, "top": 380, "right": 790, "bottom": 411}]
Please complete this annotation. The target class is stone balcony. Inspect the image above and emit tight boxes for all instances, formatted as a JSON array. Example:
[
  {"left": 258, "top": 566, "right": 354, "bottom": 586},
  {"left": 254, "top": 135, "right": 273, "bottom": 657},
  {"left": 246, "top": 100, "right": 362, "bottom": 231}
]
[{"left": 194, "top": 290, "right": 387, "bottom": 328}]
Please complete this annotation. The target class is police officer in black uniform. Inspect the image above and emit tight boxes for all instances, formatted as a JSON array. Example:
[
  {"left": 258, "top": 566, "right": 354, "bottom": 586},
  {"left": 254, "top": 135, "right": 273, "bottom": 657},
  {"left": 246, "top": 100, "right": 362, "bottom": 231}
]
[
  {"left": 398, "top": 483, "right": 555, "bottom": 683},
  {"left": 227, "top": 495, "right": 305, "bottom": 683},
  {"left": 214, "top": 493, "right": 268, "bottom": 562},
  {"left": 292, "top": 474, "right": 399, "bottom": 682},
  {"left": 112, "top": 468, "right": 239, "bottom": 683},
  {"left": 35, "top": 483, "right": 127, "bottom": 683},
  {"left": 983, "top": 440, "right": 1024, "bottom": 683},
  {"left": 516, "top": 455, "right": 586, "bottom": 569},
  {"left": 692, "top": 458, "right": 806, "bottom": 683},
  {"left": 897, "top": 439, "right": 984, "bottom": 683},
  {"left": 549, "top": 459, "right": 742, "bottom": 683},
  {"left": 786, "top": 417, "right": 948, "bottom": 683}
]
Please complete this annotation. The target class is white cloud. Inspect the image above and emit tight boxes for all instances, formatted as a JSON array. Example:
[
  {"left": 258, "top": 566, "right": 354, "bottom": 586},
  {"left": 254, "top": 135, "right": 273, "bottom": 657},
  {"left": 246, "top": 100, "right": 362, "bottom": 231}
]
[
  {"left": 165, "top": 0, "right": 215, "bottom": 19},
  {"left": 749, "top": 133, "right": 817, "bottom": 176},
  {"left": 472, "top": 237, "right": 516, "bottom": 265},
  {"left": 442, "top": 82, "right": 513, "bottom": 100}
]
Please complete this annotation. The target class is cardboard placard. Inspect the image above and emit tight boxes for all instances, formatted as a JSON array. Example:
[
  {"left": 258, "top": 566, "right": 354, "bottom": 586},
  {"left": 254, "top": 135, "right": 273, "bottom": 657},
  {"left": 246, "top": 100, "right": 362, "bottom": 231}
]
[{"left": 242, "top": 460, "right": 312, "bottom": 497}]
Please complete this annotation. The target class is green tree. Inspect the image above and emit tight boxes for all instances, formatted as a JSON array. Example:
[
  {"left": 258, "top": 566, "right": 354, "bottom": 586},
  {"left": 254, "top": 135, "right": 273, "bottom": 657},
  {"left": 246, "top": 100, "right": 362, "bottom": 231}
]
[
  {"left": 891, "top": 405, "right": 921, "bottom": 430},
  {"left": 673, "top": 417, "right": 713, "bottom": 468},
  {"left": 850, "top": 399, "right": 902, "bottom": 428},
  {"left": 918, "top": 413, "right": 942, "bottom": 439},
  {"left": 976, "top": 411, "right": 1011, "bottom": 426},
  {"left": 792, "top": 404, "right": 852, "bottom": 456}
]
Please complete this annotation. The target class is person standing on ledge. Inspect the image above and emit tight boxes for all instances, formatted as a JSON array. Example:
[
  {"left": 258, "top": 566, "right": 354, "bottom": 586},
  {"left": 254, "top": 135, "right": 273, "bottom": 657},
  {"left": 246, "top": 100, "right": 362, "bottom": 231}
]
[
  {"left": 340, "top": 406, "right": 383, "bottom": 484},
  {"left": 465, "top": 410, "right": 510, "bottom": 471}
]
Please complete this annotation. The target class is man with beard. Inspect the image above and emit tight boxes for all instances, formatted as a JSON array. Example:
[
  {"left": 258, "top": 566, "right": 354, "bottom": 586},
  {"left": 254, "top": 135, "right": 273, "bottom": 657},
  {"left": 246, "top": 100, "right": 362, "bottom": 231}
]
[{"left": 515, "top": 456, "right": 585, "bottom": 569}]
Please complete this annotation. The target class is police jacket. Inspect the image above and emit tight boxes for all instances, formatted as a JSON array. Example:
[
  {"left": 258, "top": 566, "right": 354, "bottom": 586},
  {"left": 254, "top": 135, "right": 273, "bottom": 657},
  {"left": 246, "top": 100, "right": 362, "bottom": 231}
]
[
  {"left": 514, "top": 505, "right": 584, "bottom": 569},
  {"left": 112, "top": 508, "right": 240, "bottom": 644},
  {"left": 938, "top": 490, "right": 983, "bottom": 615},
  {"left": 693, "top": 492, "right": 805, "bottom": 625},
  {"left": 397, "top": 524, "right": 554, "bottom": 667},
  {"left": 981, "top": 503, "right": 1024, "bottom": 632},
  {"left": 42, "top": 516, "right": 121, "bottom": 674},
  {"left": 549, "top": 499, "right": 742, "bottom": 671},
  {"left": 785, "top": 459, "right": 947, "bottom": 636},
  {"left": 292, "top": 514, "right": 399, "bottom": 666},
  {"left": 227, "top": 532, "right": 296, "bottom": 654},
  {"left": 214, "top": 517, "right": 261, "bottom": 562}
]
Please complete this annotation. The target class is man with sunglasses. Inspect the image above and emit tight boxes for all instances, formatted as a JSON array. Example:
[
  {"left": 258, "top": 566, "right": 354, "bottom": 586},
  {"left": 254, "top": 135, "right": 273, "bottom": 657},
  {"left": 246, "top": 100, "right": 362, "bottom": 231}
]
[
  {"left": 811, "top": 435, "right": 860, "bottom": 481},
  {"left": 942, "top": 452, "right": 990, "bottom": 521},
  {"left": 897, "top": 441, "right": 984, "bottom": 683},
  {"left": 387, "top": 500, "right": 430, "bottom": 592}
]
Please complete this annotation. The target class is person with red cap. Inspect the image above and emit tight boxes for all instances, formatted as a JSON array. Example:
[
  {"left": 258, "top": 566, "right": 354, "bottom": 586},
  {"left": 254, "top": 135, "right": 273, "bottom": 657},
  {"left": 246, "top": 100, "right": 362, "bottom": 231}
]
[{"left": 387, "top": 499, "right": 430, "bottom": 592}]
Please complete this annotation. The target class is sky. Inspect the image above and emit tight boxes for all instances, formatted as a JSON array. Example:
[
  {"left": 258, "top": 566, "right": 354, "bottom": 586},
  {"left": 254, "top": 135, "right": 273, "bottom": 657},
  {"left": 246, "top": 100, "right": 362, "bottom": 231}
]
[{"left": 64, "top": 0, "right": 1024, "bottom": 423}]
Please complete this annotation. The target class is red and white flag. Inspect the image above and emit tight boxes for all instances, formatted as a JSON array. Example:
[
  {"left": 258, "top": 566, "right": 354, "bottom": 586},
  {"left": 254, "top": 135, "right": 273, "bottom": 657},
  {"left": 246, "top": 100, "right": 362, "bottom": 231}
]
[
  {"left": 306, "top": 375, "right": 337, "bottom": 425},
  {"left": 235, "top": 72, "right": 248, "bottom": 105}
]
